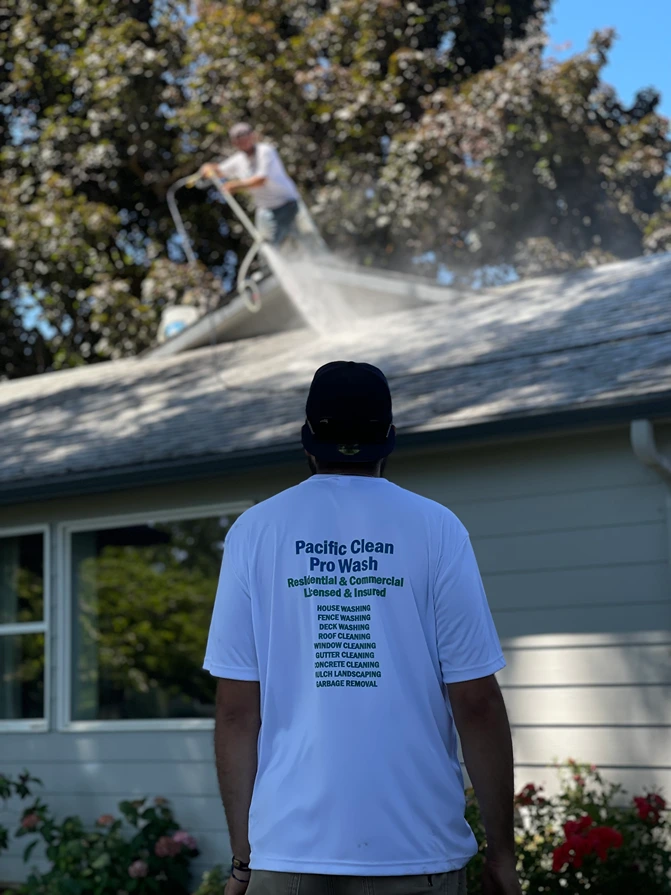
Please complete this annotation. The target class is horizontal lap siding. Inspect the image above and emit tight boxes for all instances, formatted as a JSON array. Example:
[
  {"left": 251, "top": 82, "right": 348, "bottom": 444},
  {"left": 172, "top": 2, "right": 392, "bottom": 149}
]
[
  {"left": 2, "top": 427, "right": 670, "bottom": 883},
  {"left": 396, "top": 428, "right": 671, "bottom": 800}
]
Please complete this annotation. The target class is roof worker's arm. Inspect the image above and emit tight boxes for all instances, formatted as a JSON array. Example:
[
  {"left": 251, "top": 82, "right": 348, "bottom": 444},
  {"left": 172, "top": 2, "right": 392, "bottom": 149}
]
[
  {"left": 221, "top": 143, "right": 275, "bottom": 193},
  {"left": 198, "top": 155, "right": 263, "bottom": 192},
  {"left": 203, "top": 521, "right": 260, "bottom": 892},
  {"left": 200, "top": 155, "right": 239, "bottom": 182},
  {"left": 434, "top": 527, "right": 521, "bottom": 895}
]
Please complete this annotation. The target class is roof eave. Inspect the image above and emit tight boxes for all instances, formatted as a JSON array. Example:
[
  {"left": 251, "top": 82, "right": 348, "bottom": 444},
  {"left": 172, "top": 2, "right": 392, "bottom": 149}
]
[{"left": 3, "top": 393, "right": 671, "bottom": 507}]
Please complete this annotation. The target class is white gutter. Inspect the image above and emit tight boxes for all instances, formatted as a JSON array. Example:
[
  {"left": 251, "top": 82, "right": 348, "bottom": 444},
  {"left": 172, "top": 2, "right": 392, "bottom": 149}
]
[
  {"left": 142, "top": 285, "right": 276, "bottom": 359},
  {"left": 630, "top": 419, "right": 671, "bottom": 483}
]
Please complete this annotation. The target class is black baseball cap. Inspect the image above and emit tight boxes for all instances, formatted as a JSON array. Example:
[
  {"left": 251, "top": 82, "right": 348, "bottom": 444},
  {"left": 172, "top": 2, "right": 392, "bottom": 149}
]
[{"left": 301, "top": 361, "right": 395, "bottom": 463}]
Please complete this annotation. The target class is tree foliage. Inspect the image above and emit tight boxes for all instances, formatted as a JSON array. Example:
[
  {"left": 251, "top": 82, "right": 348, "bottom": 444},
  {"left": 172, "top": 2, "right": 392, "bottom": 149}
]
[
  {"left": 72, "top": 517, "right": 229, "bottom": 720},
  {"left": 1, "top": 0, "right": 669, "bottom": 378}
]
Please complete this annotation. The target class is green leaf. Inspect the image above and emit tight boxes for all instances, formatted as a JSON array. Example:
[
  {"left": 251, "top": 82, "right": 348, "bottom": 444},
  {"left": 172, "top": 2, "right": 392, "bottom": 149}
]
[{"left": 23, "top": 840, "right": 40, "bottom": 863}]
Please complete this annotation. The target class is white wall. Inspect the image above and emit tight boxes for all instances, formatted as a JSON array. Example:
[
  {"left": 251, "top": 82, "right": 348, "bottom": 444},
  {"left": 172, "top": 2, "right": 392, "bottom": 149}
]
[{"left": 1, "top": 425, "right": 670, "bottom": 883}]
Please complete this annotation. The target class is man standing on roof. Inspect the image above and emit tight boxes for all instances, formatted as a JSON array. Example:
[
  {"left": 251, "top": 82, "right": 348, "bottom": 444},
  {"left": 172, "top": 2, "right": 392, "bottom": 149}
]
[
  {"left": 204, "top": 361, "right": 522, "bottom": 895},
  {"left": 199, "top": 123, "right": 300, "bottom": 246}
]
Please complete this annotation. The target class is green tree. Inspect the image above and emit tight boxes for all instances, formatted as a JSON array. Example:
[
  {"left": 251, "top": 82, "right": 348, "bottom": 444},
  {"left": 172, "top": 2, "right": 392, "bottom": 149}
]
[
  {"left": 0, "top": 0, "right": 228, "bottom": 378},
  {"left": 1, "top": 1, "right": 669, "bottom": 379},
  {"left": 71, "top": 517, "right": 231, "bottom": 719}
]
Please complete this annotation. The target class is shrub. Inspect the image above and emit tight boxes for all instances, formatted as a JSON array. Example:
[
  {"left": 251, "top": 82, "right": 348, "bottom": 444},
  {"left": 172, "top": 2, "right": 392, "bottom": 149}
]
[
  {"left": 466, "top": 760, "right": 671, "bottom": 894},
  {"left": 0, "top": 772, "right": 41, "bottom": 858},
  {"left": 192, "top": 865, "right": 227, "bottom": 895},
  {"left": 16, "top": 795, "right": 199, "bottom": 895}
]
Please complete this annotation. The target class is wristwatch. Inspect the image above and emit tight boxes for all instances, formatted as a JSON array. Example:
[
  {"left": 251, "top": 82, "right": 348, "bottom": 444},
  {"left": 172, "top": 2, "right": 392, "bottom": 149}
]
[{"left": 231, "top": 857, "right": 251, "bottom": 882}]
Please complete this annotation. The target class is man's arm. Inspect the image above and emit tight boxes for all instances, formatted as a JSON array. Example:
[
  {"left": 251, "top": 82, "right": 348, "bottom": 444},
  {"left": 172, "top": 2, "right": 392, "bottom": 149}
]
[
  {"left": 214, "top": 678, "right": 261, "bottom": 864},
  {"left": 198, "top": 167, "right": 267, "bottom": 192},
  {"left": 448, "top": 674, "right": 521, "bottom": 893},
  {"left": 222, "top": 174, "right": 267, "bottom": 193}
]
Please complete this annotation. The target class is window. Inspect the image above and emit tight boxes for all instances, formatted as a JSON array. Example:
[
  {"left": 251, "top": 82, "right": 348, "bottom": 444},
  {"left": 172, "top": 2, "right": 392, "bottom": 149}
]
[
  {"left": 0, "top": 529, "right": 47, "bottom": 725},
  {"left": 68, "top": 511, "right": 240, "bottom": 724}
]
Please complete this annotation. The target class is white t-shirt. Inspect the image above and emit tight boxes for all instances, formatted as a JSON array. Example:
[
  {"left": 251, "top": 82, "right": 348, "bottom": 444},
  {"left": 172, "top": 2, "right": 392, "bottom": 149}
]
[
  {"left": 217, "top": 142, "right": 299, "bottom": 210},
  {"left": 204, "top": 474, "right": 505, "bottom": 876}
]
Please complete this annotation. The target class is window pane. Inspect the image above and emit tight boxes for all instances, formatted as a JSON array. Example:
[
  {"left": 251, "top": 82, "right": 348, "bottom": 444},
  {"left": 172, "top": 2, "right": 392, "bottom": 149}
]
[
  {"left": 0, "top": 633, "right": 45, "bottom": 720},
  {"left": 0, "top": 533, "right": 44, "bottom": 624},
  {"left": 71, "top": 515, "right": 233, "bottom": 721}
]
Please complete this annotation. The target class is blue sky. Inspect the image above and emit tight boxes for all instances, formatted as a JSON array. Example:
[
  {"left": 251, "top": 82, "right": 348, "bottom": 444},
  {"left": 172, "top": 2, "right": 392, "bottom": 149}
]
[{"left": 547, "top": 0, "right": 671, "bottom": 117}]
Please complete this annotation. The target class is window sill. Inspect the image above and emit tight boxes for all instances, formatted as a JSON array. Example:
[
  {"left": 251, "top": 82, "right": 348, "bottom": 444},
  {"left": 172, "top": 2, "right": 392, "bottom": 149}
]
[
  {"left": 0, "top": 719, "right": 48, "bottom": 734},
  {"left": 60, "top": 718, "right": 215, "bottom": 733}
]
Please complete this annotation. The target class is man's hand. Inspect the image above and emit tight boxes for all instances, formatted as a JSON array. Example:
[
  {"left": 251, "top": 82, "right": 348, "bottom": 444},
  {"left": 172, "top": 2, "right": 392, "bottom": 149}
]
[
  {"left": 225, "top": 873, "right": 251, "bottom": 895},
  {"left": 199, "top": 163, "right": 218, "bottom": 179},
  {"left": 482, "top": 857, "right": 522, "bottom": 895}
]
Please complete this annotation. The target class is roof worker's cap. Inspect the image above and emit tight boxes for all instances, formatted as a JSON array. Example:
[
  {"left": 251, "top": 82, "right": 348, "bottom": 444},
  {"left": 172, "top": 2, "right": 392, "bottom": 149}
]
[
  {"left": 301, "top": 361, "right": 395, "bottom": 463},
  {"left": 230, "top": 122, "right": 254, "bottom": 140}
]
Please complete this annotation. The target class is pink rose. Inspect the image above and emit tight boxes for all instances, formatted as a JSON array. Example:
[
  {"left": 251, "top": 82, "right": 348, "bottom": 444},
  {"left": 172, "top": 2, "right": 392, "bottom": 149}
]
[
  {"left": 172, "top": 830, "right": 197, "bottom": 850},
  {"left": 96, "top": 814, "right": 115, "bottom": 827},
  {"left": 155, "top": 835, "right": 181, "bottom": 858},
  {"left": 21, "top": 813, "right": 40, "bottom": 830},
  {"left": 128, "top": 860, "right": 149, "bottom": 879}
]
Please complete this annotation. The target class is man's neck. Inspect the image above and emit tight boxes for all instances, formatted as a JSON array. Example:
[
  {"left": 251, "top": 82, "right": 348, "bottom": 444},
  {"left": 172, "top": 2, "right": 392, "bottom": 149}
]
[{"left": 314, "top": 466, "right": 382, "bottom": 478}]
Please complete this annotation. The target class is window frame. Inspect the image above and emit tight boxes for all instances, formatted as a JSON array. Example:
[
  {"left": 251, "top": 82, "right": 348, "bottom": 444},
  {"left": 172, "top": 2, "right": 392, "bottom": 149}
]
[
  {"left": 57, "top": 501, "right": 252, "bottom": 733},
  {"left": 0, "top": 523, "right": 50, "bottom": 734}
]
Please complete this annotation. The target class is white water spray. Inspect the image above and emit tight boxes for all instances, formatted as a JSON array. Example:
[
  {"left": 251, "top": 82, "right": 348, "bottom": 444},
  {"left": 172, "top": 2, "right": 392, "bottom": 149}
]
[{"left": 262, "top": 244, "right": 352, "bottom": 335}]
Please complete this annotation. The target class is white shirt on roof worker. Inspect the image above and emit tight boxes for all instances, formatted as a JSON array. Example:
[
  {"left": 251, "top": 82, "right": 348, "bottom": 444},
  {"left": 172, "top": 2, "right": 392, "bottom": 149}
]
[
  {"left": 199, "top": 124, "right": 300, "bottom": 245},
  {"left": 217, "top": 140, "right": 299, "bottom": 210}
]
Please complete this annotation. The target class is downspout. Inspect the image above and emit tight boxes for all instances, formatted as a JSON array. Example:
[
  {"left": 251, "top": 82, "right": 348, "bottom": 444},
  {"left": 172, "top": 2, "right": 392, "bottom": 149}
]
[{"left": 630, "top": 419, "right": 671, "bottom": 483}]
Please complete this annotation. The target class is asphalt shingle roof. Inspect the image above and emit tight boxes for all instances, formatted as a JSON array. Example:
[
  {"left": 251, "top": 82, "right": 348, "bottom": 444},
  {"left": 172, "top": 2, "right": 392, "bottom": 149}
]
[{"left": 2, "top": 253, "right": 671, "bottom": 490}]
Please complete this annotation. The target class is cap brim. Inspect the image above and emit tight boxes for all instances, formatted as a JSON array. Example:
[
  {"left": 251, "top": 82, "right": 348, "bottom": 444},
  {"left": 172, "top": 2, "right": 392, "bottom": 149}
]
[{"left": 301, "top": 423, "right": 395, "bottom": 463}]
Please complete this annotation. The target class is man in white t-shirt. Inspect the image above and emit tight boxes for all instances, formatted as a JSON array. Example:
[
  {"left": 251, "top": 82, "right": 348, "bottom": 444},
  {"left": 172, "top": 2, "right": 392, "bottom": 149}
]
[
  {"left": 200, "top": 123, "right": 300, "bottom": 245},
  {"left": 204, "top": 362, "right": 522, "bottom": 895}
]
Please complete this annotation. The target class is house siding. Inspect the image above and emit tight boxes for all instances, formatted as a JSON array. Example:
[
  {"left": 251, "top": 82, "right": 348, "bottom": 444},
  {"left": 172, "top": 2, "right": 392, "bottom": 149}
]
[{"left": 1, "top": 424, "right": 670, "bottom": 882}]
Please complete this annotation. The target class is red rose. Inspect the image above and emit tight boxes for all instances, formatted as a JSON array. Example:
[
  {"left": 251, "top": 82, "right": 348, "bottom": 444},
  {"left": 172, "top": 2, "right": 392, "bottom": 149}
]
[
  {"left": 553, "top": 819, "right": 622, "bottom": 873},
  {"left": 515, "top": 783, "right": 543, "bottom": 806},
  {"left": 635, "top": 794, "right": 666, "bottom": 825},
  {"left": 552, "top": 843, "right": 571, "bottom": 872},
  {"left": 563, "top": 815, "right": 593, "bottom": 838}
]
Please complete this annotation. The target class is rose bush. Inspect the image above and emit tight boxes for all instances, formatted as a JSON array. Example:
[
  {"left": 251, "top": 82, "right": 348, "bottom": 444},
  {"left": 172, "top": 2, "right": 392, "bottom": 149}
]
[
  {"left": 466, "top": 760, "right": 670, "bottom": 894},
  {"left": 16, "top": 795, "right": 199, "bottom": 895}
]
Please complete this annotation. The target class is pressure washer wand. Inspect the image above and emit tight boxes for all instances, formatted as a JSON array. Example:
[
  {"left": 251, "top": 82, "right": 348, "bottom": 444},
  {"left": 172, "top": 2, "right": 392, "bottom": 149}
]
[
  {"left": 166, "top": 170, "right": 264, "bottom": 314},
  {"left": 166, "top": 175, "right": 201, "bottom": 267}
]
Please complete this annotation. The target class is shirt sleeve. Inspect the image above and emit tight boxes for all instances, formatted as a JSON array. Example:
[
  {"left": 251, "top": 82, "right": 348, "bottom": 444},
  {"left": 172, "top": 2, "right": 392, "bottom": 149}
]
[
  {"left": 216, "top": 155, "right": 242, "bottom": 178},
  {"left": 203, "top": 521, "right": 259, "bottom": 681},
  {"left": 434, "top": 528, "right": 505, "bottom": 684}
]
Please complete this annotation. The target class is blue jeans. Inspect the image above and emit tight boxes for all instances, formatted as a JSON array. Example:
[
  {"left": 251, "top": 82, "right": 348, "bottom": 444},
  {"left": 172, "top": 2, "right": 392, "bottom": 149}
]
[{"left": 256, "top": 200, "right": 299, "bottom": 245}]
